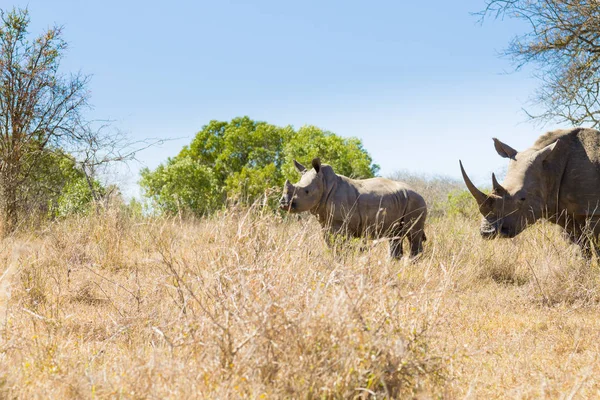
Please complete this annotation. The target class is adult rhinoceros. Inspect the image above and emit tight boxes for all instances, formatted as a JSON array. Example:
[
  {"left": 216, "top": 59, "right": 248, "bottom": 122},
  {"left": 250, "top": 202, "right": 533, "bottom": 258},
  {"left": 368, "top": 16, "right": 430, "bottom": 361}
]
[
  {"left": 279, "top": 158, "right": 427, "bottom": 258},
  {"left": 460, "top": 127, "right": 600, "bottom": 256}
]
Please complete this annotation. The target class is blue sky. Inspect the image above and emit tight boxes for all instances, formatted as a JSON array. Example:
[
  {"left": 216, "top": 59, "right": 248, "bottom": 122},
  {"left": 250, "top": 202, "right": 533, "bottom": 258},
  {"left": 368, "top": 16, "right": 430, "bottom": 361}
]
[{"left": 10, "top": 0, "right": 561, "bottom": 196}]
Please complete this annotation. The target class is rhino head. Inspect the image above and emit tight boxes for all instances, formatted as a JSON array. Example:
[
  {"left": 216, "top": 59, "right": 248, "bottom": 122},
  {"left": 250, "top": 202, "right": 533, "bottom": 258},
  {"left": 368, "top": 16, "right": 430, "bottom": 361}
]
[
  {"left": 460, "top": 138, "right": 560, "bottom": 238},
  {"left": 280, "top": 158, "right": 325, "bottom": 213}
]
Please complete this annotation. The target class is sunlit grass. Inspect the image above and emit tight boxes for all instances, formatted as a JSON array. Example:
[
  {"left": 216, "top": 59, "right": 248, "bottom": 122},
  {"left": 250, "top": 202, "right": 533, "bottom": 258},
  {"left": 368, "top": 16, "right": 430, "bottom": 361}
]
[{"left": 0, "top": 191, "right": 599, "bottom": 398}]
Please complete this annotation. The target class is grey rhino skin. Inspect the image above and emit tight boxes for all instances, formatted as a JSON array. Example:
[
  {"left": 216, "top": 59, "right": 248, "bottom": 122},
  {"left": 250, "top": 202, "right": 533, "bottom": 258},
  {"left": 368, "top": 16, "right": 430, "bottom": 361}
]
[
  {"left": 279, "top": 158, "right": 427, "bottom": 258},
  {"left": 460, "top": 127, "right": 600, "bottom": 256}
]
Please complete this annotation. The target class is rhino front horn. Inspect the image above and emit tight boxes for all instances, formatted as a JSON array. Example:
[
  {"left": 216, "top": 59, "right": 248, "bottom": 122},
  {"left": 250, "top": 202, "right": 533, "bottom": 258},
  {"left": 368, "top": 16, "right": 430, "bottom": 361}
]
[{"left": 459, "top": 160, "right": 488, "bottom": 206}]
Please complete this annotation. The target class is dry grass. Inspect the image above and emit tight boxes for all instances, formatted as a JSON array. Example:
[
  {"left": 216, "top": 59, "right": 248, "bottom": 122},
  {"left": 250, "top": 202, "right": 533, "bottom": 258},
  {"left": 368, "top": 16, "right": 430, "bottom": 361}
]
[{"left": 0, "top": 198, "right": 599, "bottom": 398}]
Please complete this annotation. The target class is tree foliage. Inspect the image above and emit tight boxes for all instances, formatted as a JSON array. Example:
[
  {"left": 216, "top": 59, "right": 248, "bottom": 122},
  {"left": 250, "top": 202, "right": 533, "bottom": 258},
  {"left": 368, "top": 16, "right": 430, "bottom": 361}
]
[
  {"left": 0, "top": 7, "right": 91, "bottom": 231},
  {"left": 140, "top": 116, "right": 379, "bottom": 216},
  {"left": 282, "top": 125, "right": 378, "bottom": 179},
  {"left": 12, "top": 146, "right": 103, "bottom": 218},
  {"left": 0, "top": 7, "right": 131, "bottom": 229},
  {"left": 480, "top": 0, "right": 600, "bottom": 126},
  {"left": 139, "top": 156, "right": 219, "bottom": 216}
]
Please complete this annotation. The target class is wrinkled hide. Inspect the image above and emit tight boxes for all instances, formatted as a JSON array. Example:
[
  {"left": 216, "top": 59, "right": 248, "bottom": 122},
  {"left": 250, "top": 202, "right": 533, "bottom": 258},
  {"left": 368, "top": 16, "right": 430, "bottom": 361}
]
[
  {"left": 280, "top": 158, "right": 427, "bottom": 258},
  {"left": 461, "top": 128, "right": 600, "bottom": 256}
]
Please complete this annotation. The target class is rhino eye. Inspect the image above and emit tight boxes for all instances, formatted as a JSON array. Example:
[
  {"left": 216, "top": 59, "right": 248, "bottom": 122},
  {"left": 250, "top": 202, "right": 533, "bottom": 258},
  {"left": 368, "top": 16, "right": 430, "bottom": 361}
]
[
  {"left": 519, "top": 197, "right": 526, "bottom": 202},
  {"left": 304, "top": 189, "right": 309, "bottom": 194}
]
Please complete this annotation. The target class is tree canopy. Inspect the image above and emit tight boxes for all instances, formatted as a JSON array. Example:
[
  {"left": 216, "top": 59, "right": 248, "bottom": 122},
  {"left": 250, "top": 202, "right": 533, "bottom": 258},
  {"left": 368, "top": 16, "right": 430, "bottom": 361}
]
[
  {"left": 140, "top": 116, "right": 379, "bottom": 216},
  {"left": 480, "top": 0, "right": 600, "bottom": 126},
  {"left": 0, "top": 7, "right": 98, "bottom": 231}
]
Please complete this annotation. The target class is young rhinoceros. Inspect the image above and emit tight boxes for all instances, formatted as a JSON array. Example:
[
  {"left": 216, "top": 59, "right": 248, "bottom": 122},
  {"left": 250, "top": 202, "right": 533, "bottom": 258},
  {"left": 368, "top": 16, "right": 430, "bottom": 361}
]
[{"left": 279, "top": 158, "right": 427, "bottom": 258}]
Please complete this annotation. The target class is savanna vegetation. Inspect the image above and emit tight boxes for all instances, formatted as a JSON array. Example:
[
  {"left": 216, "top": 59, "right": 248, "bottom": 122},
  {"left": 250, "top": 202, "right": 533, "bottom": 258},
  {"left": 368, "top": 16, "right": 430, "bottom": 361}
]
[
  {"left": 2, "top": 2, "right": 600, "bottom": 399},
  {"left": 0, "top": 8, "right": 101, "bottom": 232},
  {"left": 140, "top": 117, "right": 379, "bottom": 216},
  {"left": 1, "top": 180, "right": 600, "bottom": 398},
  {"left": 0, "top": 8, "right": 149, "bottom": 233}
]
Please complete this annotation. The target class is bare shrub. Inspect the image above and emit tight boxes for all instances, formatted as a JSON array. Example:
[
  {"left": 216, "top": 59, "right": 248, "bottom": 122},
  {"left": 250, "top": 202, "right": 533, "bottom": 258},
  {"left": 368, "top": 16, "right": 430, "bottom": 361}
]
[
  {"left": 0, "top": 207, "right": 450, "bottom": 398},
  {"left": 0, "top": 200, "right": 599, "bottom": 397},
  {"left": 388, "top": 170, "right": 472, "bottom": 219}
]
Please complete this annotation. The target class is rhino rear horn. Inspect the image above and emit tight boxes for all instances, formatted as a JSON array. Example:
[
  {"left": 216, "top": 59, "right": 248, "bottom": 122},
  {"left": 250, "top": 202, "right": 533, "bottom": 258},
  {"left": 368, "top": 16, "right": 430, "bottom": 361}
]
[
  {"left": 492, "top": 173, "right": 508, "bottom": 196},
  {"left": 459, "top": 160, "right": 488, "bottom": 206}
]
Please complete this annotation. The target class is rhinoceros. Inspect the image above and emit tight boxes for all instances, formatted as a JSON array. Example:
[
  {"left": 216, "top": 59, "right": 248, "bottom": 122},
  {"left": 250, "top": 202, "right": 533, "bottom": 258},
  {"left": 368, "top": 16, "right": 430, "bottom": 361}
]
[
  {"left": 279, "top": 158, "right": 427, "bottom": 258},
  {"left": 460, "top": 127, "right": 600, "bottom": 255}
]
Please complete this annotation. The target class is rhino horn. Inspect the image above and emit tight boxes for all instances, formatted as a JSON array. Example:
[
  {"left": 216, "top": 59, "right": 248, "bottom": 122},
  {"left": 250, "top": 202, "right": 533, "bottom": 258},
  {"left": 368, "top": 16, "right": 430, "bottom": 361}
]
[
  {"left": 459, "top": 160, "right": 488, "bottom": 206},
  {"left": 492, "top": 173, "right": 508, "bottom": 196},
  {"left": 293, "top": 159, "right": 307, "bottom": 174}
]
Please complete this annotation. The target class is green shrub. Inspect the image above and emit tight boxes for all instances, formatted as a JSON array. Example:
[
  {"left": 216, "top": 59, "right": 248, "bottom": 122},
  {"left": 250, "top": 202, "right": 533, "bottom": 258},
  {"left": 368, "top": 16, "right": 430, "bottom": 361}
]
[
  {"left": 446, "top": 189, "right": 480, "bottom": 219},
  {"left": 140, "top": 116, "right": 379, "bottom": 216}
]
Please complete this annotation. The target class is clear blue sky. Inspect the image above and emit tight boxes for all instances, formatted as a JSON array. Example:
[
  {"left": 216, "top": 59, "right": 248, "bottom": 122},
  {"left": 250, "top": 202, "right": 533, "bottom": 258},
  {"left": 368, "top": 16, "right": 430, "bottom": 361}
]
[{"left": 10, "top": 0, "right": 562, "bottom": 197}]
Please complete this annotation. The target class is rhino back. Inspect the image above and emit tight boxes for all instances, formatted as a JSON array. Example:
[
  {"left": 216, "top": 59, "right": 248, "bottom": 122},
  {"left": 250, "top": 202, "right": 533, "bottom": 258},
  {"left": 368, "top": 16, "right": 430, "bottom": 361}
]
[
  {"left": 535, "top": 127, "right": 600, "bottom": 162},
  {"left": 556, "top": 129, "right": 600, "bottom": 216},
  {"left": 327, "top": 176, "right": 424, "bottom": 237}
]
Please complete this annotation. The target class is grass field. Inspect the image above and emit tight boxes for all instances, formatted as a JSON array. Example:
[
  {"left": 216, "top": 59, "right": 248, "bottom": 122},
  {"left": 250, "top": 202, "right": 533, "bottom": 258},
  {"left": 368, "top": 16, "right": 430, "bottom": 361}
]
[{"left": 0, "top": 187, "right": 599, "bottom": 398}]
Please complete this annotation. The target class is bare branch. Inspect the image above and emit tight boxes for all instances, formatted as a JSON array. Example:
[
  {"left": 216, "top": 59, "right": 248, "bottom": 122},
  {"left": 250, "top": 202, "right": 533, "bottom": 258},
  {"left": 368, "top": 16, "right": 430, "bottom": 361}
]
[
  {"left": 480, "top": 0, "right": 600, "bottom": 127},
  {"left": 66, "top": 120, "right": 167, "bottom": 203}
]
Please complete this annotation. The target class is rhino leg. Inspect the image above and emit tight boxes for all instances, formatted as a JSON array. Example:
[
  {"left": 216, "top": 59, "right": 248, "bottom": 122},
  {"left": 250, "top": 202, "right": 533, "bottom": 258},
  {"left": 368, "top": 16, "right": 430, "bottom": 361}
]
[
  {"left": 405, "top": 213, "right": 426, "bottom": 257},
  {"left": 389, "top": 238, "right": 403, "bottom": 259},
  {"left": 571, "top": 235, "right": 596, "bottom": 259},
  {"left": 408, "top": 230, "right": 425, "bottom": 257},
  {"left": 565, "top": 221, "right": 599, "bottom": 259},
  {"left": 578, "top": 236, "right": 599, "bottom": 260}
]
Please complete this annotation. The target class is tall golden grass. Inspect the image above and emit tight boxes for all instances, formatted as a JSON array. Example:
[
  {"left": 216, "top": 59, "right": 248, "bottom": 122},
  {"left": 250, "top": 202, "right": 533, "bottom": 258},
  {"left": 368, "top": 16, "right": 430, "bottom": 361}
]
[{"left": 0, "top": 185, "right": 599, "bottom": 398}]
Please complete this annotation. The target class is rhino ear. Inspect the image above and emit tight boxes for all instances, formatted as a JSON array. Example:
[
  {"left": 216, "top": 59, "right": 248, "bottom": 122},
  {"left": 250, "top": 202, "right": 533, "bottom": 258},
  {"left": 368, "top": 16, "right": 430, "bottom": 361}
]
[
  {"left": 312, "top": 157, "right": 321, "bottom": 174},
  {"left": 293, "top": 159, "right": 307, "bottom": 174},
  {"left": 493, "top": 138, "right": 518, "bottom": 160}
]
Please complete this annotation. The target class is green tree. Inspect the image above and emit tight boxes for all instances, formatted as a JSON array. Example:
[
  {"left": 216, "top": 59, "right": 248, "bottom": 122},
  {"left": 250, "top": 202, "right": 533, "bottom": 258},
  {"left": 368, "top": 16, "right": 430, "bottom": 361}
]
[
  {"left": 0, "top": 8, "right": 91, "bottom": 232},
  {"left": 22, "top": 149, "right": 81, "bottom": 214},
  {"left": 17, "top": 146, "right": 103, "bottom": 218},
  {"left": 54, "top": 175, "right": 105, "bottom": 217},
  {"left": 139, "top": 156, "right": 219, "bottom": 216},
  {"left": 140, "top": 117, "right": 379, "bottom": 215},
  {"left": 282, "top": 125, "right": 379, "bottom": 180}
]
